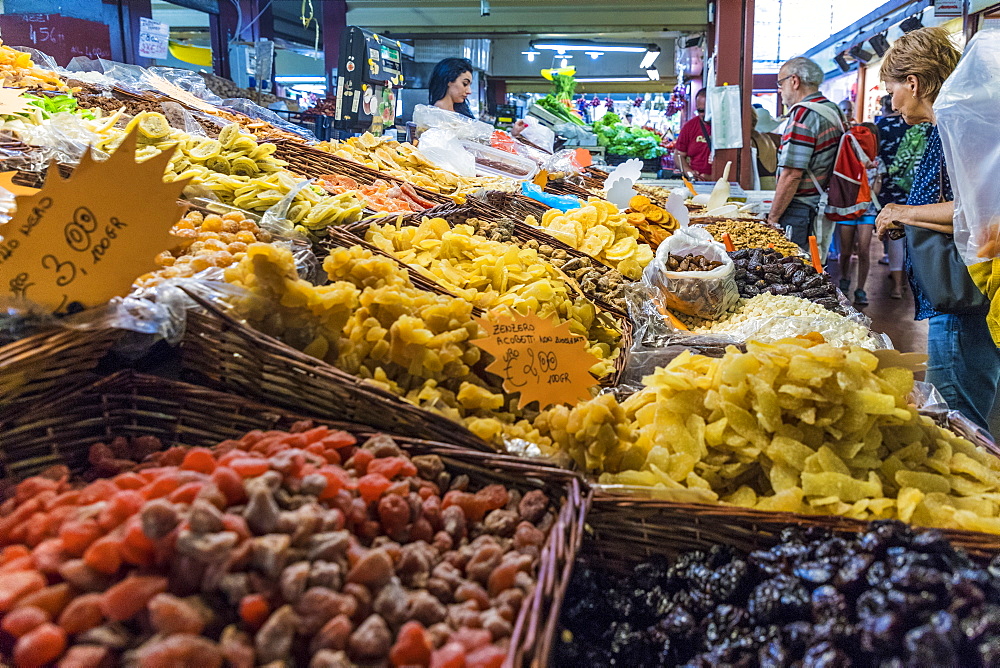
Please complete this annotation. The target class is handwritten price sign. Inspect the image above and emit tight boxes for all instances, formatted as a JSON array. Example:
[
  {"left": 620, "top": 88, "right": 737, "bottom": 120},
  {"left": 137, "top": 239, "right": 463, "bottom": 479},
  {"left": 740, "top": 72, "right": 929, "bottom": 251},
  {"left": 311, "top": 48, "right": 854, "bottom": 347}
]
[
  {"left": 0, "top": 130, "right": 189, "bottom": 312},
  {"left": 473, "top": 310, "right": 600, "bottom": 410}
]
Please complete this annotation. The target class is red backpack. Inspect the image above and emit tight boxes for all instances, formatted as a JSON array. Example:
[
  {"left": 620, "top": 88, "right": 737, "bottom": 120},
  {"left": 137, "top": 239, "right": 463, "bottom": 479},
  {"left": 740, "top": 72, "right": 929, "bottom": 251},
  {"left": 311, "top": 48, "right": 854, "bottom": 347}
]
[{"left": 824, "top": 125, "right": 879, "bottom": 221}]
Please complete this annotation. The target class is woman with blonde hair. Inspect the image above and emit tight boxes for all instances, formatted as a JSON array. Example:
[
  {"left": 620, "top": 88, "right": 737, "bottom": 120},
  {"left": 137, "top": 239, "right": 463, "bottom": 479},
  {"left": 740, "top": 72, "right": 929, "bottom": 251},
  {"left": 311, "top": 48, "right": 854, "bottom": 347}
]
[{"left": 875, "top": 27, "right": 1000, "bottom": 429}]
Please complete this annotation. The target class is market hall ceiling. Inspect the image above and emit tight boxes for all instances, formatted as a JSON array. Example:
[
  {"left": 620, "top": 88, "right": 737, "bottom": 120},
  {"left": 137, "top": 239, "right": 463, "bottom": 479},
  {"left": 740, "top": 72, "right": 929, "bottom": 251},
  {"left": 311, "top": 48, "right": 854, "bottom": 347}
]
[{"left": 269, "top": 0, "right": 709, "bottom": 38}]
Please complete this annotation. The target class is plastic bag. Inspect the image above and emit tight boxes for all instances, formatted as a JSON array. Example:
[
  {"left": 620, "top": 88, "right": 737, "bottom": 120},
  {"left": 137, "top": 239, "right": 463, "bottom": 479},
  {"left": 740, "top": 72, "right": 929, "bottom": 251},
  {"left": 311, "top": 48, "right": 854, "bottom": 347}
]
[
  {"left": 541, "top": 149, "right": 584, "bottom": 179},
  {"left": 412, "top": 104, "right": 494, "bottom": 143},
  {"left": 707, "top": 84, "right": 743, "bottom": 150},
  {"left": 936, "top": 27, "right": 1000, "bottom": 265},
  {"left": 520, "top": 181, "right": 580, "bottom": 211},
  {"left": 220, "top": 98, "right": 317, "bottom": 142},
  {"left": 642, "top": 226, "right": 739, "bottom": 319},
  {"left": 417, "top": 128, "right": 475, "bottom": 177},
  {"left": 519, "top": 117, "right": 555, "bottom": 153},
  {"left": 161, "top": 101, "right": 207, "bottom": 136}
]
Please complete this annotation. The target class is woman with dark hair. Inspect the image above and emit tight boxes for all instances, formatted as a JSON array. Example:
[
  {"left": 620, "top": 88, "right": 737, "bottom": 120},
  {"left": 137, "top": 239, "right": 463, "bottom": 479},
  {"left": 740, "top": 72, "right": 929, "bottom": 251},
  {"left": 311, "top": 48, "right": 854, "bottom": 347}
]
[
  {"left": 429, "top": 57, "right": 475, "bottom": 118},
  {"left": 875, "top": 27, "right": 1000, "bottom": 430}
]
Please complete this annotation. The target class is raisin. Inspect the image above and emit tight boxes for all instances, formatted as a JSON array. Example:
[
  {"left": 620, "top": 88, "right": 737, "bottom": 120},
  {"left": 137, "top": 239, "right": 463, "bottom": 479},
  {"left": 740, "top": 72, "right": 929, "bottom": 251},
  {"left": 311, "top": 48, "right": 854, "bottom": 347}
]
[
  {"left": 347, "top": 548, "right": 393, "bottom": 589},
  {"left": 348, "top": 614, "right": 392, "bottom": 662},
  {"left": 311, "top": 614, "right": 354, "bottom": 654}
]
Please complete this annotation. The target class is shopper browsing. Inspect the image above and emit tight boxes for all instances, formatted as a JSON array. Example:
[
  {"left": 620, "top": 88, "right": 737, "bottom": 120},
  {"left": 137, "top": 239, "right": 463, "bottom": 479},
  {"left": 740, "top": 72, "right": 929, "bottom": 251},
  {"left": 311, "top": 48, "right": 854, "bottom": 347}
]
[
  {"left": 673, "top": 88, "right": 712, "bottom": 182},
  {"left": 767, "top": 57, "right": 847, "bottom": 250},
  {"left": 875, "top": 27, "right": 1000, "bottom": 430},
  {"left": 836, "top": 122, "right": 885, "bottom": 307}
]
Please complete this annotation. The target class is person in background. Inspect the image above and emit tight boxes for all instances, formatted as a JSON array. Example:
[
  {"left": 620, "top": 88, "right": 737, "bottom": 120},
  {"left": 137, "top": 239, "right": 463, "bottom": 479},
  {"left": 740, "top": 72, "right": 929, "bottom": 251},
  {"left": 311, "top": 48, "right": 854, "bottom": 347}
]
[
  {"left": 875, "top": 27, "right": 1000, "bottom": 430},
  {"left": 751, "top": 105, "right": 779, "bottom": 190},
  {"left": 674, "top": 88, "right": 712, "bottom": 182},
  {"left": 767, "top": 57, "right": 847, "bottom": 249},
  {"left": 837, "top": 122, "right": 885, "bottom": 307},
  {"left": 625, "top": 113, "right": 635, "bottom": 125},
  {"left": 430, "top": 58, "right": 475, "bottom": 118},
  {"left": 875, "top": 93, "right": 915, "bottom": 297},
  {"left": 839, "top": 98, "right": 855, "bottom": 123}
]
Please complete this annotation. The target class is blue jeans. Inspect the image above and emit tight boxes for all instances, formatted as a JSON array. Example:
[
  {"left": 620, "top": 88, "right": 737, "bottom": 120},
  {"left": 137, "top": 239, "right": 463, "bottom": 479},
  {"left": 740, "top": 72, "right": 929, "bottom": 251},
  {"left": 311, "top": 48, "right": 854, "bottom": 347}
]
[{"left": 926, "top": 312, "right": 1000, "bottom": 430}]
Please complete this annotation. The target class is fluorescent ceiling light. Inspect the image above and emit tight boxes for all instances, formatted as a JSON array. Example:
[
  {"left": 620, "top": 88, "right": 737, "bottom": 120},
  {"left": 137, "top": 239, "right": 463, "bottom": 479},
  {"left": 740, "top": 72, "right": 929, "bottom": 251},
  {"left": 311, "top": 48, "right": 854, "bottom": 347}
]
[
  {"left": 646, "top": 67, "right": 660, "bottom": 81},
  {"left": 640, "top": 47, "right": 661, "bottom": 69},
  {"left": 531, "top": 39, "right": 651, "bottom": 53},
  {"left": 576, "top": 76, "right": 652, "bottom": 82},
  {"left": 275, "top": 75, "right": 326, "bottom": 84}
]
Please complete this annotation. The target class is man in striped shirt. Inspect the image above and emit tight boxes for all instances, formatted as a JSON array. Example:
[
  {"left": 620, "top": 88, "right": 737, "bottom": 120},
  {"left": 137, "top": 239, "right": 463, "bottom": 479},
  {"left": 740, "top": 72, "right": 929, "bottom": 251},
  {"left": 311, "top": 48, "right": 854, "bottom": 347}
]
[{"left": 766, "top": 56, "right": 846, "bottom": 249}]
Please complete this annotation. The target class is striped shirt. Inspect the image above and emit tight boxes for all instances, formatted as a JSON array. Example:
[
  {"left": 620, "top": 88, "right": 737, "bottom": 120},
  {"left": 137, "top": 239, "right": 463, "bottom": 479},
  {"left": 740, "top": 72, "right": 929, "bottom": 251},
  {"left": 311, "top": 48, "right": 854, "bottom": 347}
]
[{"left": 777, "top": 93, "right": 845, "bottom": 206}]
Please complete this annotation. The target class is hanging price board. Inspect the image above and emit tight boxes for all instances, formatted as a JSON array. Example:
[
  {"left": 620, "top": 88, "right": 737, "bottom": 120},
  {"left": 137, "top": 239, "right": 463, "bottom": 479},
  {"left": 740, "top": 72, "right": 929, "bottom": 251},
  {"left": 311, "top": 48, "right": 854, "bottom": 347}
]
[
  {"left": 473, "top": 310, "right": 600, "bottom": 410},
  {"left": 0, "top": 131, "right": 189, "bottom": 312}
]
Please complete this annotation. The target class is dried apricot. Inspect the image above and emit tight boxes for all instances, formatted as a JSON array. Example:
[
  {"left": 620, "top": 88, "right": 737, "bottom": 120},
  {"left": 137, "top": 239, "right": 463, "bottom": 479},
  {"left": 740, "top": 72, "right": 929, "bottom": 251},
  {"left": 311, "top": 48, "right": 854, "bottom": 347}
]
[
  {"left": 358, "top": 473, "right": 392, "bottom": 503},
  {"left": 100, "top": 574, "right": 168, "bottom": 621},
  {"left": 181, "top": 448, "right": 217, "bottom": 474},
  {"left": 59, "top": 520, "right": 103, "bottom": 557},
  {"left": 82, "top": 535, "right": 122, "bottom": 575},
  {"left": 0, "top": 569, "right": 46, "bottom": 611},
  {"left": 136, "top": 634, "right": 223, "bottom": 667},
  {"left": 13, "top": 622, "right": 66, "bottom": 666},
  {"left": 56, "top": 644, "right": 109, "bottom": 668},
  {"left": 57, "top": 593, "right": 104, "bottom": 634},
  {"left": 430, "top": 642, "right": 467, "bottom": 668},
  {"left": 389, "top": 620, "right": 433, "bottom": 667},
  {"left": 15, "top": 583, "right": 73, "bottom": 618},
  {"left": 1, "top": 604, "right": 49, "bottom": 637},
  {"left": 148, "top": 593, "right": 206, "bottom": 635},
  {"left": 367, "top": 457, "right": 418, "bottom": 480}
]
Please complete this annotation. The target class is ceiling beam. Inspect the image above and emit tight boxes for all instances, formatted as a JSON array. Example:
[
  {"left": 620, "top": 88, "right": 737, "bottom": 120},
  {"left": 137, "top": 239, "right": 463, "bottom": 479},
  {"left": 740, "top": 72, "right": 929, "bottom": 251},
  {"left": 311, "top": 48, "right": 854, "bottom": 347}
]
[{"left": 344, "top": 4, "right": 707, "bottom": 34}]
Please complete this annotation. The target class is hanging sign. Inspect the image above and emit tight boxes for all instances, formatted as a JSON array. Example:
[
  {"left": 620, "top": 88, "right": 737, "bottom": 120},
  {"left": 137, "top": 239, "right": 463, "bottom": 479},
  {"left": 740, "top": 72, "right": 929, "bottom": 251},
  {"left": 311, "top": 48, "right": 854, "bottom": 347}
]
[
  {"left": 934, "top": 0, "right": 963, "bottom": 17},
  {"left": 0, "top": 131, "right": 189, "bottom": 312},
  {"left": 138, "top": 17, "right": 170, "bottom": 60},
  {"left": 473, "top": 310, "right": 600, "bottom": 410}
]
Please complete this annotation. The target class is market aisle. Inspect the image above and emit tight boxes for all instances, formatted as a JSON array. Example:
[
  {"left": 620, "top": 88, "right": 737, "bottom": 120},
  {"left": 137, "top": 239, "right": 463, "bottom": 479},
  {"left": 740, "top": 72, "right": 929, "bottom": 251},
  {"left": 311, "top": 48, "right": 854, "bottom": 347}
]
[{"left": 827, "top": 242, "right": 928, "bottom": 355}]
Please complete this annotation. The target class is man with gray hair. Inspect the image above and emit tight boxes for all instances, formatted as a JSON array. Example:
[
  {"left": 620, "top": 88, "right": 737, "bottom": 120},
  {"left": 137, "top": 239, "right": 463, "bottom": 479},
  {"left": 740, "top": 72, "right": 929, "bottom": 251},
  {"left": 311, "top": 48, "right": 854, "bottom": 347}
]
[{"left": 766, "top": 56, "right": 846, "bottom": 251}]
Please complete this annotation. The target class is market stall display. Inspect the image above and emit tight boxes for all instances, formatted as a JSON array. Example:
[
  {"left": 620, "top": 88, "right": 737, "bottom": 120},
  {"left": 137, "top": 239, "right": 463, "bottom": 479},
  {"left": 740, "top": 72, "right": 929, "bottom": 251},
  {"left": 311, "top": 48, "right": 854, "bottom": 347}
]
[{"left": 3, "top": 40, "right": 1000, "bottom": 668}]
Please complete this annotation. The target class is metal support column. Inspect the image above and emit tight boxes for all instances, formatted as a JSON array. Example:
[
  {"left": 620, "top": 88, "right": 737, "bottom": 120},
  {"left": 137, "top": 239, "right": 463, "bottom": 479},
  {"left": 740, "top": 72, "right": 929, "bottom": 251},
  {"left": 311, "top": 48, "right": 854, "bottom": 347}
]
[
  {"left": 323, "top": 0, "right": 348, "bottom": 97},
  {"left": 710, "top": 0, "right": 755, "bottom": 188}
]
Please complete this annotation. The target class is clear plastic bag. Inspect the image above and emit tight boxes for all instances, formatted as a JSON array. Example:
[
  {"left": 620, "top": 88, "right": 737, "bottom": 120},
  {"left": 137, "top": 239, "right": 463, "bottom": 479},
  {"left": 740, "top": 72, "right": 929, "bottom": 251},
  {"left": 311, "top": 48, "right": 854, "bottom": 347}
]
[
  {"left": 161, "top": 101, "right": 208, "bottom": 136},
  {"left": 417, "top": 128, "right": 475, "bottom": 177},
  {"left": 936, "top": 27, "right": 1000, "bottom": 265},
  {"left": 519, "top": 117, "right": 555, "bottom": 153},
  {"left": 541, "top": 149, "right": 585, "bottom": 179},
  {"left": 219, "top": 98, "right": 317, "bottom": 142},
  {"left": 412, "top": 104, "right": 494, "bottom": 143},
  {"left": 641, "top": 226, "right": 739, "bottom": 319}
]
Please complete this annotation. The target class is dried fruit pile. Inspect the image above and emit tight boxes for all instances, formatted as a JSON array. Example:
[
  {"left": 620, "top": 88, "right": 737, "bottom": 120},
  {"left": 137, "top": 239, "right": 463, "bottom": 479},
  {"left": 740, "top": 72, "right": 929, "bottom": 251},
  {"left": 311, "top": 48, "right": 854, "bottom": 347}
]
[
  {"left": 730, "top": 248, "right": 842, "bottom": 312},
  {"left": 533, "top": 337, "right": 1000, "bottom": 533},
  {"left": 318, "top": 174, "right": 435, "bottom": 214},
  {"left": 525, "top": 200, "right": 655, "bottom": 280},
  {"left": 557, "top": 521, "right": 1000, "bottom": 667},
  {"left": 134, "top": 209, "right": 273, "bottom": 288},
  {"left": 626, "top": 195, "right": 679, "bottom": 249},
  {"left": 0, "top": 425, "right": 554, "bottom": 666},
  {"left": 0, "top": 40, "right": 67, "bottom": 91},
  {"left": 699, "top": 219, "right": 802, "bottom": 257},
  {"left": 366, "top": 216, "right": 620, "bottom": 378}
]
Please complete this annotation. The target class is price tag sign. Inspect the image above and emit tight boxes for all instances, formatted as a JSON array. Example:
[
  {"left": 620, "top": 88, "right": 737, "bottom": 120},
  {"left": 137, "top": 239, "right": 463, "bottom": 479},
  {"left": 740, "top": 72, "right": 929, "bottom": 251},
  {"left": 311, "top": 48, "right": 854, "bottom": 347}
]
[
  {"left": 473, "top": 310, "right": 601, "bottom": 410},
  {"left": 0, "top": 130, "right": 189, "bottom": 312},
  {"left": 138, "top": 17, "right": 170, "bottom": 60},
  {"left": 0, "top": 87, "right": 32, "bottom": 116}
]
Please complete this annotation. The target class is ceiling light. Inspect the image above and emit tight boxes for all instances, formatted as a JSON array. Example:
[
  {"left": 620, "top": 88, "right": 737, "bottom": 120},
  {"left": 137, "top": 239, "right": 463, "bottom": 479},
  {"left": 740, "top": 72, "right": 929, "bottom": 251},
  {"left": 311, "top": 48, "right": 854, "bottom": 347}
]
[
  {"left": 646, "top": 67, "right": 660, "bottom": 81},
  {"left": 275, "top": 76, "right": 327, "bottom": 84},
  {"left": 585, "top": 51, "right": 604, "bottom": 59},
  {"left": 900, "top": 14, "right": 923, "bottom": 33},
  {"left": 560, "top": 58, "right": 568, "bottom": 68},
  {"left": 833, "top": 52, "right": 852, "bottom": 73},
  {"left": 531, "top": 39, "right": 651, "bottom": 53},
  {"left": 521, "top": 50, "right": 539, "bottom": 62},
  {"left": 870, "top": 33, "right": 890, "bottom": 57},
  {"left": 640, "top": 46, "right": 661, "bottom": 69},
  {"left": 575, "top": 76, "right": 652, "bottom": 83},
  {"left": 849, "top": 43, "right": 873, "bottom": 64}
]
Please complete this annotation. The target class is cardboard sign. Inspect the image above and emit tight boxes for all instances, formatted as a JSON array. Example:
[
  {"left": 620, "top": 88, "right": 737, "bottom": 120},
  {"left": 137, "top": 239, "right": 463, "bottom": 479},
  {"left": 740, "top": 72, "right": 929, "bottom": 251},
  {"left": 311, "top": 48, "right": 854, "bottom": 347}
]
[
  {"left": 873, "top": 349, "right": 928, "bottom": 373},
  {"left": 473, "top": 310, "right": 600, "bottom": 410},
  {"left": 0, "top": 88, "right": 33, "bottom": 117},
  {"left": 138, "top": 17, "right": 170, "bottom": 60},
  {"left": 0, "top": 171, "right": 40, "bottom": 197},
  {"left": 0, "top": 130, "right": 189, "bottom": 312}
]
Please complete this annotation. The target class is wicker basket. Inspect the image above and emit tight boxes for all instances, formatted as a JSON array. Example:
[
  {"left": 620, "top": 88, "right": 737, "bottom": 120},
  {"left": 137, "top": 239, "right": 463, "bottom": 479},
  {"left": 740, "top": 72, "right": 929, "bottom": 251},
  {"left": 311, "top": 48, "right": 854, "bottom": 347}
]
[
  {"left": 581, "top": 494, "right": 1000, "bottom": 572},
  {"left": 0, "top": 324, "right": 124, "bottom": 415},
  {"left": 176, "top": 292, "right": 495, "bottom": 453},
  {"left": 0, "top": 370, "right": 588, "bottom": 667}
]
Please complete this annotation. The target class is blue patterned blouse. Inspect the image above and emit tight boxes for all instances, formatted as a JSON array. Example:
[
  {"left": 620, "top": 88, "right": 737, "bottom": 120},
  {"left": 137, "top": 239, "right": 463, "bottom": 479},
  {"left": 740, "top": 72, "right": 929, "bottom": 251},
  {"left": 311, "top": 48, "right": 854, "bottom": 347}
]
[{"left": 904, "top": 126, "right": 952, "bottom": 321}]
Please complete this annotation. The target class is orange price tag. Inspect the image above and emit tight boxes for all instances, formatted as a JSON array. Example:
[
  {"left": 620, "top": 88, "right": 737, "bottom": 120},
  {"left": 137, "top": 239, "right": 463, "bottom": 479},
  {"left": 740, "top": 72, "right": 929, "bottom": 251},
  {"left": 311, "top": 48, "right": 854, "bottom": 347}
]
[
  {"left": 473, "top": 310, "right": 600, "bottom": 410},
  {"left": 0, "top": 130, "right": 189, "bottom": 312},
  {"left": 0, "top": 171, "right": 40, "bottom": 197},
  {"left": 573, "top": 148, "right": 593, "bottom": 168},
  {"left": 0, "top": 86, "right": 32, "bottom": 116}
]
